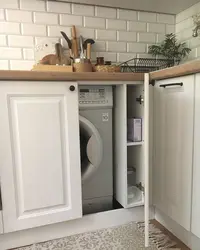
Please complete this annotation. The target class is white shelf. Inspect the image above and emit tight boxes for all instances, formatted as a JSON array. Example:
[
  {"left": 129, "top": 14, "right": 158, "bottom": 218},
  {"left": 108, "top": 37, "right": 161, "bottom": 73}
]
[
  {"left": 127, "top": 141, "right": 143, "bottom": 146},
  {"left": 127, "top": 186, "right": 144, "bottom": 208},
  {"left": 127, "top": 200, "right": 144, "bottom": 208}
]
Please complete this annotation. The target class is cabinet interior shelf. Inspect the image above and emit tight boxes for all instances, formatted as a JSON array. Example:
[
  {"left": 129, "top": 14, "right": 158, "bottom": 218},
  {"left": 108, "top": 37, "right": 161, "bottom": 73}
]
[{"left": 127, "top": 141, "right": 143, "bottom": 146}]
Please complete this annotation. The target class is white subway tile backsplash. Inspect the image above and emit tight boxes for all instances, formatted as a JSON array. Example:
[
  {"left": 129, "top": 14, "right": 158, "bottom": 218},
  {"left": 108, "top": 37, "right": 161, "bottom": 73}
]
[
  {"left": 6, "top": 10, "right": 32, "bottom": 23},
  {"left": 147, "top": 23, "right": 165, "bottom": 33},
  {"left": 176, "top": 28, "right": 192, "bottom": 41},
  {"left": 76, "top": 27, "right": 95, "bottom": 39},
  {"left": 166, "top": 24, "right": 175, "bottom": 34},
  {"left": 97, "top": 52, "right": 117, "bottom": 62},
  {"left": 137, "top": 53, "right": 154, "bottom": 58},
  {"left": 189, "top": 37, "right": 200, "bottom": 49},
  {"left": 92, "top": 41, "right": 106, "bottom": 52},
  {"left": 0, "top": 22, "right": 20, "bottom": 34},
  {"left": 95, "top": 6, "right": 116, "bottom": 19},
  {"left": 23, "top": 48, "right": 34, "bottom": 60},
  {"left": 34, "top": 12, "right": 58, "bottom": 25},
  {"left": 8, "top": 35, "right": 34, "bottom": 47},
  {"left": 118, "top": 31, "right": 136, "bottom": 42},
  {"left": 138, "top": 33, "right": 156, "bottom": 43},
  {"left": 106, "top": 19, "right": 126, "bottom": 31},
  {"left": 0, "top": 47, "right": 22, "bottom": 59},
  {"left": 20, "top": 0, "right": 45, "bottom": 11},
  {"left": 1, "top": 0, "right": 18, "bottom": 9},
  {"left": 117, "top": 53, "right": 136, "bottom": 62},
  {"left": 117, "top": 9, "right": 137, "bottom": 21},
  {"left": 35, "top": 37, "right": 60, "bottom": 45},
  {"left": 22, "top": 23, "right": 46, "bottom": 36},
  {"left": 72, "top": 4, "right": 94, "bottom": 16},
  {"left": 0, "top": 60, "right": 9, "bottom": 69},
  {"left": 0, "top": 35, "right": 7, "bottom": 46},
  {"left": 157, "top": 14, "right": 175, "bottom": 24},
  {"left": 84, "top": 17, "right": 105, "bottom": 29},
  {"left": 47, "top": 2, "right": 71, "bottom": 14},
  {"left": 0, "top": 9, "right": 5, "bottom": 20},
  {"left": 176, "top": 17, "right": 193, "bottom": 33},
  {"left": 127, "top": 42, "right": 146, "bottom": 53},
  {"left": 48, "top": 25, "right": 71, "bottom": 37},
  {"left": 138, "top": 12, "right": 157, "bottom": 23},
  {"left": 107, "top": 41, "right": 126, "bottom": 52},
  {"left": 128, "top": 21, "right": 146, "bottom": 32},
  {"left": 60, "top": 14, "right": 83, "bottom": 26},
  {"left": 157, "top": 34, "right": 165, "bottom": 43},
  {"left": 96, "top": 29, "right": 116, "bottom": 41},
  {"left": 176, "top": 2, "right": 200, "bottom": 23},
  {"left": 10, "top": 60, "right": 34, "bottom": 70}
]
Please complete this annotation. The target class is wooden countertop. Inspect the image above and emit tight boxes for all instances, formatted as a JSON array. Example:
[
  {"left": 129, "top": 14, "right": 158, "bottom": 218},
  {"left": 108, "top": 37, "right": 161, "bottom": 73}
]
[
  {"left": 149, "top": 60, "right": 200, "bottom": 80},
  {"left": 0, "top": 60, "right": 200, "bottom": 81},
  {"left": 0, "top": 70, "right": 144, "bottom": 82}
]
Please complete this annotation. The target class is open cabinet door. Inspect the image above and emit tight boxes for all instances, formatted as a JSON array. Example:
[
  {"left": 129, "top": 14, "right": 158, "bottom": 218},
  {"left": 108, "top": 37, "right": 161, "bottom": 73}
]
[{"left": 144, "top": 73, "right": 150, "bottom": 247}]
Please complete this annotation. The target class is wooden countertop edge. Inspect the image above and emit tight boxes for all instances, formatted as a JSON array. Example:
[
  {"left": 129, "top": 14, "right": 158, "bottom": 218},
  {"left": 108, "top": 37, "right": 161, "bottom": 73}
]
[
  {"left": 0, "top": 70, "right": 144, "bottom": 81},
  {"left": 150, "top": 60, "right": 200, "bottom": 80}
]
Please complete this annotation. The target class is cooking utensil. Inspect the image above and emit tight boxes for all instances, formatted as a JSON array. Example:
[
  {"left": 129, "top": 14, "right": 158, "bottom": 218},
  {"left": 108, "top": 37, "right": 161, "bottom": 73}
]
[
  {"left": 60, "top": 31, "right": 72, "bottom": 49},
  {"left": 86, "top": 43, "right": 91, "bottom": 60},
  {"left": 83, "top": 39, "right": 95, "bottom": 50},
  {"left": 55, "top": 43, "right": 70, "bottom": 65},
  {"left": 79, "top": 36, "right": 85, "bottom": 59},
  {"left": 71, "top": 25, "right": 79, "bottom": 58}
]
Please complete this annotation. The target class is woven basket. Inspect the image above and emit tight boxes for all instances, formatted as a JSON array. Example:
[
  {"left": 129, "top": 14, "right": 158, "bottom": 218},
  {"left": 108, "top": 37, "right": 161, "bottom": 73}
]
[{"left": 94, "top": 65, "right": 121, "bottom": 73}]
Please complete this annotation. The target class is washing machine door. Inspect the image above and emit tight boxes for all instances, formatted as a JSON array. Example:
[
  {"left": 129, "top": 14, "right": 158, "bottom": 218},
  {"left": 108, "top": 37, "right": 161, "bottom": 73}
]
[{"left": 80, "top": 115, "right": 103, "bottom": 184}]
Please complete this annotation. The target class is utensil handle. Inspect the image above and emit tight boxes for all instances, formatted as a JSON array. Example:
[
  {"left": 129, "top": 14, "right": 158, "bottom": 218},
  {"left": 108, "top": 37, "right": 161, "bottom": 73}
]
[
  {"left": 87, "top": 43, "right": 91, "bottom": 60},
  {"left": 71, "top": 25, "right": 76, "bottom": 38}
]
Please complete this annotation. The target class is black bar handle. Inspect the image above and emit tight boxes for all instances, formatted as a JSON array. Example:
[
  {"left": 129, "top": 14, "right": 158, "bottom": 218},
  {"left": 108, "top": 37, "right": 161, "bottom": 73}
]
[{"left": 160, "top": 82, "right": 183, "bottom": 88}]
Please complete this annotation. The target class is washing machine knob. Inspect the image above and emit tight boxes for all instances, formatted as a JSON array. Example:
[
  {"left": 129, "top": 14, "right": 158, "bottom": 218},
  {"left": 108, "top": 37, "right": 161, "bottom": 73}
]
[{"left": 69, "top": 85, "right": 75, "bottom": 91}]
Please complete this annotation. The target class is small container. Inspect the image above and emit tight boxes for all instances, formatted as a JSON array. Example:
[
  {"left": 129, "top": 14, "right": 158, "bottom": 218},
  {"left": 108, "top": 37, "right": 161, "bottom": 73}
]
[
  {"left": 73, "top": 58, "right": 93, "bottom": 72},
  {"left": 96, "top": 57, "right": 104, "bottom": 65},
  {"left": 105, "top": 61, "right": 111, "bottom": 65}
]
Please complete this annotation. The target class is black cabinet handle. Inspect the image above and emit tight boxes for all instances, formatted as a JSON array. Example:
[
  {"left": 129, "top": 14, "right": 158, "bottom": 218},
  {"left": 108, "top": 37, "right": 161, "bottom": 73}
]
[
  {"left": 159, "top": 82, "right": 183, "bottom": 88},
  {"left": 69, "top": 85, "right": 75, "bottom": 91}
]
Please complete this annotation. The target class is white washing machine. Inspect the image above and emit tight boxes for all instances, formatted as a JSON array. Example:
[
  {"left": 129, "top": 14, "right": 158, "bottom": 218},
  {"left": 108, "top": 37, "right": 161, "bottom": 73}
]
[{"left": 79, "top": 85, "right": 113, "bottom": 215}]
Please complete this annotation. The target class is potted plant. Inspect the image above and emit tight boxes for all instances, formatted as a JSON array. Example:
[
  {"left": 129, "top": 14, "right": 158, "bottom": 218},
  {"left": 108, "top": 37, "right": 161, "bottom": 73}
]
[{"left": 148, "top": 33, "right": 191, "bottom": 65}]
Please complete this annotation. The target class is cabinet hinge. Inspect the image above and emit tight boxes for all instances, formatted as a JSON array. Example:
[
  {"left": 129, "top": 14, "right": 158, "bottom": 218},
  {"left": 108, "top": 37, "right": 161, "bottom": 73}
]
[{"left": 149, "top": 80, "right": 155, "bottom": 86}]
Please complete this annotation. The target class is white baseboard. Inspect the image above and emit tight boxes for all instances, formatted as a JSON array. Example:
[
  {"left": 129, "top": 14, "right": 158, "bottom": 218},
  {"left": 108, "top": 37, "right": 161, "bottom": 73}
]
[
  {"left": 155, "top": 208, "right": 200, "bottom": 250},
  {"left": 0, "top": 206, "right": 154, "bottom": 250}
]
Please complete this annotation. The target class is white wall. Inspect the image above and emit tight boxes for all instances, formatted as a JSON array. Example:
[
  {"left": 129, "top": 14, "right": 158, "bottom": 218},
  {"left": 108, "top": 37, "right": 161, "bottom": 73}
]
[
  {"left": 176, "top": 1, "right": 200, "bottom": 61},
  {"left": 0, "top": 0, "right": 175, "bottom": 70}
]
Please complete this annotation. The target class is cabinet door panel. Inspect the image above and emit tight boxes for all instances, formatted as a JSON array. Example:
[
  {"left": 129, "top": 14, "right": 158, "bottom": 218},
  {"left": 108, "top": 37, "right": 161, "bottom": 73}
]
[
  {"left": 0, "top": 82, "right": 82, "bottom": 232},
  {"left": 192, "top": 73, "right": 200, "bottom": 238},
  {"left": 153, "top": 75, "right": 194, "bottom": 230}
]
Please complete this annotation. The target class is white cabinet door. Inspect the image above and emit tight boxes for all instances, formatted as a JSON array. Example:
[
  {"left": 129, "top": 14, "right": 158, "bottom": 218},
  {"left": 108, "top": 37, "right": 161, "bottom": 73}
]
[
  {"left": 0, "top": 81, "right": 82, "bottom": 233},
  {"left": 153, "top": 75, "right": 194, "bottom": 230},
  {"left": 192, "top": 73, "right": 200, "bottom": 238}
]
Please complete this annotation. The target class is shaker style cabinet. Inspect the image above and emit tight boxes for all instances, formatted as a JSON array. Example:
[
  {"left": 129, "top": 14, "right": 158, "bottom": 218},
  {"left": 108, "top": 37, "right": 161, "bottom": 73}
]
[
  {"left": 192, "top": 73, "right": 200, "bottom": 238},
  {"left": 0, "top": 81, "right": 82, "bottom": 233},
  {"left": 153, "top": 75, "right": 195, "bottom": 231}
]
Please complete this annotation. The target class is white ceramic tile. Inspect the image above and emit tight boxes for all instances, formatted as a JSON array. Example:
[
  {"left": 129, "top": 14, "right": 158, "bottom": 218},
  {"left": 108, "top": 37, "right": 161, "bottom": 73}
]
[
  {"left": 0, "top": 22, "right": 20, "bottom": 34},
  {"left": 6, "top": 9, "right": 32, "bottom": 23},
  {"left": 96, "top": 29, "right": 116, "bottom": 41},
  {"left": 48, "top": 26, "right": 71, "bottom": 37},
  {"left": 10, "top": 60, "right": 34, "bottom": 70},
  {"left": 72, "top": 4, "right": 94, "bottom": 16},
  {"left": 35, "top": 37, "right": 60, "bottom": 45},
  {"left": 117, "top": 53, "right": 136, "bottom": 62},
  {"left": 0, "top": 60, "right": 9, "bottom": 70},
  {"left": 34, "top": 12, "right": 58, "bottom": 25},
  {"left": 8, "top": 35, "right": 34, "bottom": 47},
  {"left": 117, "top": 9, "right": 137, "bottom": 21},
  {"left": 106, "top": 19, "right": 126, "bottom": 31},
  {"left": 176, "top": 2, "right": 200, "bottom": 23},
  {"left": 97, "top": 51, "right": 117, "bottom": 62},
  {"left": 0, "top": 47, "right": 22, "bottom": 59},
  {"left": 138, "top": 33, "right": 156, "bottom": 43},
  {"left": 95, "top": 6, "right": 116, "bottom": 19},
  {"left": 166, "top": 24, "right": 175, "bottom": 34},
  {"left": 92, "top": 41, "right": 106, "bottom": 52},
  {"left": 138, "top": 12, "right": 157, "bottom": 23},
  {"left": 76, "top": 27, "right": 95, "bottom": 39},
  {"left": 176, "top": 17, "right": 193, "bottom": 33},
  {"left": 107, "top": 41, "right": 126, "bottom": 52},
  {"left": 147, "top": 23, "right": 165, "bottom": 33},
  {"left": 23, "top": 48, "right": 34, "bottom": 60},
  {"left": 1, "top": 0, "right": 19, "bottom": 9},
  {"left": 117, "top": 31, "right": 136, "bottom": 42},
  {"left": 22, "top": 23, "right": 46, "bottom": 36},
  {"left": 128, "top": 21, "right": 147, "bottom": 32},
  {"left": 127, "top": 43, "right": 146, "bottom": 53},
  {"left": 156, "top": 34, "right": 165, "bottom": 43},
  {"left": 84, "top": 17, "right": 105, "bottom": 29},
  {"left": 20, "top": 0, "right": 45, "bottom": 11},
  {"left": 157, "top": 14, "right": 175, "bottom": 24},
  {"left": 60, "top": 14, "right": 83, "bottom": 26},
  {"left": 0, "top": 35, "right": 7, "bottom": 46},
  {"left": 47, "top": 1, "right": 71, "bottom": 14},
  {"left": 0, "top": 9, "right": 5, "bottom": 20}
]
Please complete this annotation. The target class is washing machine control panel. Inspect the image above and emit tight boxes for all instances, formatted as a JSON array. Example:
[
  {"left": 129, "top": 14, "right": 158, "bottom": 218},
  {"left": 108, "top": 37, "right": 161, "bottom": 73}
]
[{"left": 79, "top": 86, "right": 113, "bottom": 108}]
